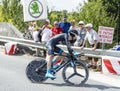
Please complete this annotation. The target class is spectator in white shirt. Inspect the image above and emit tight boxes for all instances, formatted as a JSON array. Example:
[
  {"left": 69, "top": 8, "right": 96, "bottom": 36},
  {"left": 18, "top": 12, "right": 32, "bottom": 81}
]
[
  {"left": 80, "top": 23, "right": 100, "bottom": 69},
  {"left": 32, "top": 26, "right": 40, "bottom": 42},
  {"left": 80, "top": 23, "right": 99, "bottom": 50},
  {"left": 28, "top": 22, "right": 34, "bottom": 36},
  {"left": 41, "top": 19, "right": 52, "bottom": 45}
]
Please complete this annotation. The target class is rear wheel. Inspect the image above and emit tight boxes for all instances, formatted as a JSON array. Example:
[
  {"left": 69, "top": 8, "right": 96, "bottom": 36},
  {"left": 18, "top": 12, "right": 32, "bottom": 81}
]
[
  {"left": 62, "top": 61, "right": 89, "bottom": 86},
  {"left": 26, "top": 58, "right": 47, "bottom": 83}
]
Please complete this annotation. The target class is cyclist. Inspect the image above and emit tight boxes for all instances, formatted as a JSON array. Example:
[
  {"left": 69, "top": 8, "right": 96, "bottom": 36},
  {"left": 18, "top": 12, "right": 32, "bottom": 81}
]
[{"left": 45, "top": 29, "right": 78, "bottom": 78}]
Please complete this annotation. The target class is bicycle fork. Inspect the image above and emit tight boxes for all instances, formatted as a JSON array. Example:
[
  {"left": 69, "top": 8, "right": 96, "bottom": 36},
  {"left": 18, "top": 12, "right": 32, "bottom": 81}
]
[
  {"left": 70, "top": 61, "right": 78, "bottom": 73},
  {"left": 70, "top": 62, "right": 75, "bottom": 67}
]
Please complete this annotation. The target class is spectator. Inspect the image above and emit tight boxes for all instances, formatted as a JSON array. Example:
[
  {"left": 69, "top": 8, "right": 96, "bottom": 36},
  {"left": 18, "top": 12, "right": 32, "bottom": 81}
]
[
  {"left": 80, "top": 23, "right": 100, "bottom": 69},
  {"left": 41, "top": 19, "right": 52, "bottom": 45},
  {"left": 69, "top": 20, "right": 78, "bottom": 30},
  {"left": 74, "top": 21, "right": 86, "bottom": 47},
  {"left": 42, "top": 19, "right": 53, "bottom": 30},
  {"left": 33, "top": 21, "right": 37, "bottom": 27},
  {"left": 59, "top": 16, "right": 71, "bottom": 34},
  {"left": 28, "top": 22, "right": 34, "bottom": 36},
  {"left": 32, "top": 26, "right": 40, "bottom": 42},
  {"left": 23, "top": 29, "right": 32, "bottom": 40},
  {"left": 80, "top": 23, "right": 99, "bottom": 50},
  {"left": 50, "top": 21, "right": 63, "bottom": 37}
]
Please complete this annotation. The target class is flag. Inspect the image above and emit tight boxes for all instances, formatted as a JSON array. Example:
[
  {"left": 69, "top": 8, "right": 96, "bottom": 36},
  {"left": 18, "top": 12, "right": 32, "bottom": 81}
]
[{"left": 22, "top": 0, "right": 47, "bottom": 22}]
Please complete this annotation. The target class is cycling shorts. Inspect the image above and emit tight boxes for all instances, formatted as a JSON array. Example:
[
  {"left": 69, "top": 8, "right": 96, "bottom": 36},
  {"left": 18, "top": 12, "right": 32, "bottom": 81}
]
[{"left": 46, "top": 44, "right": 63, "bottom": 55}]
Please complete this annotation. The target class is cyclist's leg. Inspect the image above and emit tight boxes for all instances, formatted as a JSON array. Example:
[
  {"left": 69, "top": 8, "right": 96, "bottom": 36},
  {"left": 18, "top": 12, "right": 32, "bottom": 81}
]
[
  {"left": 51, "top": 47, "right": 62, "bottom": 68},
  {"left": 53, "top": 47, "right": 66, "bottom": 67},
  {"left": 45, "top": 45, "right": 56, "bottom": 78}
]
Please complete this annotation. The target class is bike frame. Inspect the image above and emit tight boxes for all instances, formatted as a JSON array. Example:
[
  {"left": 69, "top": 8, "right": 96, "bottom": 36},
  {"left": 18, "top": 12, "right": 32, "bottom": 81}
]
[
  {"left": 53, "top": 58, "right": 70, "bottom": 73},
  {"left": 36, "top": 50, "right": 83, "bottom": 75},
  {"left": 52, "top": 52, "right": 80, "bottom": 74}
]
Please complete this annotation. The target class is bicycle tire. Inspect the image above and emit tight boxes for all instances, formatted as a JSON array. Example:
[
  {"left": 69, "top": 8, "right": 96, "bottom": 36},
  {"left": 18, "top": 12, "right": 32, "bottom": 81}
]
[
  {"left": 26, "top": 58, "right": 47, "bottom": 83},
  {"left": 62, "top": 61, "right": 89, "bottom": 86}
]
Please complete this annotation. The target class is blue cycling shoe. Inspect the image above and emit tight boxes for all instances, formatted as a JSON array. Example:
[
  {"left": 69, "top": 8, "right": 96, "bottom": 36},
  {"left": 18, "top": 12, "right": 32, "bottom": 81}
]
[{"left": 45, "top": 73, "right": 56, "bottom": 79}]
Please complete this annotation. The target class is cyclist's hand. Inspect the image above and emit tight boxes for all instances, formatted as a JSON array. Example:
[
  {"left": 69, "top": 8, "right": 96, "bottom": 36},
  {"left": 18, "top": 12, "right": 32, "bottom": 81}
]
[
  {"left": 92, "top": 47, "right": 96, "bottom": 51},
  {"left": 80, "top": 46, "right": 84, "bottom": 50},
  {"left": 73, "top": 52, "right": 79, "bottom": 56}
]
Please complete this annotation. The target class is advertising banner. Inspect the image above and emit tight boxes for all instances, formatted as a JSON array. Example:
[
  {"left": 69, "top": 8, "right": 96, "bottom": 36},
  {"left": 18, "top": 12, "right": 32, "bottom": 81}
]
[{"left": 23, "top": 0, "right": 47, "bottom": 22}]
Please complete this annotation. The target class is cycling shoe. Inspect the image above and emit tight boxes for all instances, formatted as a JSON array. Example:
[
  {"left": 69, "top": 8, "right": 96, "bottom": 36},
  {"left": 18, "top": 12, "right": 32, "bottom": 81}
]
[{"left": 45, "top": 73, "right": 56, "bottom": 79}]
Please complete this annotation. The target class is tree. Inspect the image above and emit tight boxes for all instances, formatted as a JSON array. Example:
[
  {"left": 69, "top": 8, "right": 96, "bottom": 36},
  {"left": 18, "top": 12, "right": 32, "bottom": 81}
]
[
  {"left": 48, "top": 10, "right": 68, "bottom": 25},
  {"left": 88, "top": 0, "right": 120, "bottom": 44},
  {"left": 102, "top": 0, "right": 120, "bottom": 44},
  {"left": 75, "top": 0, "right": 116, "bottom": 48},
  {"left": 0, "top": 0, "right": 27, "bottom": 32},
  {"left": 77, "top": 0, "right": 115, "bottom": 31}
]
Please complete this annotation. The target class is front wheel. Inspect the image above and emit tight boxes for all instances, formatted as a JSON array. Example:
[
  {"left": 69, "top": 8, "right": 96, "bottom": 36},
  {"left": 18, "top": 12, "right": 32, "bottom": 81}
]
[
  {"left": 62, "top": 61, "right": 89, "bottom": 86},
  {"left": 26, "top": 58, "right": 47, "bottom": 83}
]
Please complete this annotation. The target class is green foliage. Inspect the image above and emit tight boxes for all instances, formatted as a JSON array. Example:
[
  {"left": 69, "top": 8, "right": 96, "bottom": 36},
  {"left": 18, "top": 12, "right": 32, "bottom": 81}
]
[
  {"left": 0, "top": 0, "right": 28, "bottom": 32},
  {"left": 78, "top": 0, "right": 116, "bottom": 31},
  {"left": 102, "top": 0, "right": 120, "bottom": 44},
  {"left": 48, "top": 10, "right": 68, "bottom": 25},
  {"left": 87, "top": 0, "right": 120, "bottom": 46},
  {"left": 76, "top": 0, "right": 117, "bottom": 48},
  {"left": 0, "top": 6, "right": 3, "bottom": 21}
]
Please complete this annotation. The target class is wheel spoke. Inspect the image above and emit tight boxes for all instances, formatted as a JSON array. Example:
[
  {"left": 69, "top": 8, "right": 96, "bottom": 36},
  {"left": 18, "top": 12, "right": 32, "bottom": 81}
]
[
  {"left": 76, "top": 73, "right": 84, "bottom": 78},
  {"left": 66, "top": 73, "right": 76, "bottom": 80}
]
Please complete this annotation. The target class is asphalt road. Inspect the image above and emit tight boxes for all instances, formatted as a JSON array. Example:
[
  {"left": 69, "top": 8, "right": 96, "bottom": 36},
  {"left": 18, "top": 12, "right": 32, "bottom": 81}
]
[{"left": 0, "top": 48, "right": 120, "bottom": 91}]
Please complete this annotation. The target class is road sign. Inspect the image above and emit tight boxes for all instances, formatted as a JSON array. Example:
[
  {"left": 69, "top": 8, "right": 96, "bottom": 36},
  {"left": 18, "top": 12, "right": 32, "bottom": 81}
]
[{"left": 98, "top": 26, "right": 114, "bottom": 44}]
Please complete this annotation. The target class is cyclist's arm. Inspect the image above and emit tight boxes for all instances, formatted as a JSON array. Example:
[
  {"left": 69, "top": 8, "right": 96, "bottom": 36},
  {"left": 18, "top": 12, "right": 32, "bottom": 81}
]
[{"left": 64, "top": 34, "right": 73, "bottom": 54}]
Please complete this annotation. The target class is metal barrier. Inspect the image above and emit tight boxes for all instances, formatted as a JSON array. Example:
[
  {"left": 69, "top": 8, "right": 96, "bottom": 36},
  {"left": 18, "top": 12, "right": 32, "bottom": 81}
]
[
  {"left": 58, "top": 45, "right": 120, "bottom": 58},
  {"left": 0, "top": 35, "right": 120, "bottom": 58},
  {"left": 0, "top": 35, "right": 46, "bottom": 49}
]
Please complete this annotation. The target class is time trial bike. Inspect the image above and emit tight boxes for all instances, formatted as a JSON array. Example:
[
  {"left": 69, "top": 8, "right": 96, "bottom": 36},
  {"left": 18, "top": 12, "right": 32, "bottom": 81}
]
[{"left": 26, "top": 48, "right": 89, "bottom": 86}]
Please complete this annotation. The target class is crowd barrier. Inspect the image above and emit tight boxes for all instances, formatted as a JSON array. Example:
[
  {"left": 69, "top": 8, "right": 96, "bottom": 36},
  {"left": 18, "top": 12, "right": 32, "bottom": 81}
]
[
  {"left": 0, "top": 35, "right": 120, "bottom": 74},
  {"left": 102, "top": 56, "right": 120, "bottom": 75},
  {"left": 0, "top": 35, "right": 120, "bottom": 57}
]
